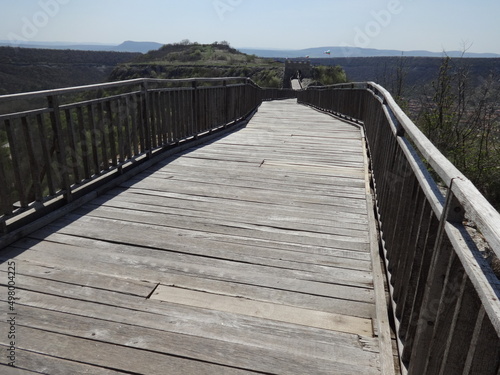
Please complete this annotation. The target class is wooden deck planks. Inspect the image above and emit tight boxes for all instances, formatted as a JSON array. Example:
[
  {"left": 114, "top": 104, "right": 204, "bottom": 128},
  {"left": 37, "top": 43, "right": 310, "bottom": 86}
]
[{"left": 0, "top": 99, "right": 396, "bottom": 374}]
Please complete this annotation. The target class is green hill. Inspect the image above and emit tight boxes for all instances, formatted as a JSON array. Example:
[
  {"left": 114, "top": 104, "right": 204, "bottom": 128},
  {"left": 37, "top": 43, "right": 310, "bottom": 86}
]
[{"left": 109, "top": 41, "right": 285, "bottom": 88}]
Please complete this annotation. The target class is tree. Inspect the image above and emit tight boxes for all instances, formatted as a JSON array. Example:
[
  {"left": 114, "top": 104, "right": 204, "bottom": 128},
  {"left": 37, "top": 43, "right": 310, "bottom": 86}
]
[
  {"left": 313, "top": 66, "right": 347, "bottom": 85},
  {"left": 417, "top": 55, "right": 500, "bottom": 209},
  {"left": 392, "top": 53, "right": 409, "bottom": 110}
]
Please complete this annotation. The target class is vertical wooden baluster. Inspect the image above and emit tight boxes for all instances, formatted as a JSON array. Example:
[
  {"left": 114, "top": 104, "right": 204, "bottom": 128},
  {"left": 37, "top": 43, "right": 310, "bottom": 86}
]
[
  {"left": 20, "top": 116, "right": 43, "bottom": 202},
  {"left": 157, "top": 90, "right": 163, "bottom": 146},
  {"left": 223, "top": 80, "right": 229, "bottom": 125},
  {"left": 422, "top": 253, "right": 464, "bottom": 373},
  {"left": 150, "top": 90, "right": 158, "bottom": 149},
  {"left": 202, "top": 88, "right": 208, "bottom": 132},
  {"left": 48, "top": 95, "right": 72, "bottom": 202},
  {"left": 163, "top": 91, "right": 171, "bottom": 144},
  {"left": 5, "top": 119, "right": 27, "bottom": 208},
  {"left": 401, "top": 211, "right": 440, "bottom": 365},
  {"left": 141, "top": 82, "right": 152, "bottom": 158},
  {"left": 97, "top": 102, "right": 109, "bottom": 170},
  {"left": 462, "top": 306, "right": 499, "bottom": 375},
  {"left": 106, "top": 101, "right": 117, "bottom": 167},
  {"left": 64, "top": 108, "right": 80, "bottom": 183},
  {"left": 121, "top": 96, "right": 132, "bottom": 159},
  {"left": 36, "top": 113, "right": 56, "bottom": 195},
  {"left": 192, "top": 81, "right": 198, "bottom": 138},
  {"left": 169, "top": 90, "right": 176, "bottom": 143},
  {"left": 169, "top": 90, "right": 179, "bottom": 143},
  {"left": 88, "top": 103, "right": 100, "bottom": 175},
  {"left": 116, "top": 98, "right": 125, "bottom": 168},
  {"left": 213, "top": 87, "right": 218, "bottom": 128},
  {"left": 437, "top": 278, "right": 480, "bottom": 375},
  {"left": 0, "top": 132, "right": 12, "bottom": 217},
  {"left": 165, "top": 90, "right": 171, "bottom": 143},
  {"left": 180, "top": 89, "right": 186, "bottom": 139},
  {"left": 129, "top": 95, "right": 139, "bottom": 156},
  {"left": 408, "top": 186, "right": 464, "bottom": 374},
  {"left": 76, "top": 106, "right": 91, "bottom": 180},
  {"left": 398, "top": 195, "right": 431, "bottom": 339},
  {"left": 160, "top": 90, "right": 166, "bottom": 145},
  {"left": 176, "top": 89, "right": 182, "bottom": 139},
  {"left": 185, "top": 88, "right": 191, "bottom": 137},
  {"left": 136, "top": 92, "right": 146, "bottom": 155}
]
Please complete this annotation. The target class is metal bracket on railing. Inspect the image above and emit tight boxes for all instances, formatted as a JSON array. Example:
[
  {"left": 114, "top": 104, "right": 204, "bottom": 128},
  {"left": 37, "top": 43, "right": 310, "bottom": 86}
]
[
  {"left": 435, "top": 178, "right": 465, "bottom": 248},
  {"left": 392, "top": 115, "right": 405, "bottom": 137}
]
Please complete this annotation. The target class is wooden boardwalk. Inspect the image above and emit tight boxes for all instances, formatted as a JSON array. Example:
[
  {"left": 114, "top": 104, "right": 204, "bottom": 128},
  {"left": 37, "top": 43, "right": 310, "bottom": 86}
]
[
  {"left": 0, "top": 100, "right": 397, "bottom": 374},
  {"left": 290, "top": 79, "right": 302, "bottom": 90}
]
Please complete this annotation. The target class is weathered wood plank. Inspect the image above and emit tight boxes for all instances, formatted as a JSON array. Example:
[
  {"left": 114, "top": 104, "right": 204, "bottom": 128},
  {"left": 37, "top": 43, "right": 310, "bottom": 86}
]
[
  {"left": 0, "top": 99, "right": 397, "bottom": 374},
  {"left": 0, "top": 287, "right": 379, "bottom": 363},
  {"left": 5, "top": 236, "right": 376, "bottom": 303},
  {"left": 93, "top": 191, "right": 370, "bottom": 232},
  {"left": 121, "top": 176, "right": 369, "bottom": 214},
  {"left": 4, "top": 305, "right": 380, "bottom": 374},
  {"left": 150, "top": 169, "right": 367, "bottom": 197},
  {"left": 0, "top": 363, "right": 40, "bottom": 375},
  {"left": 137, "top": 272, "right": 375, "bottom": 318},
  {"left": 142, "top": 169, "right": 368, "bottom": 200},
  {"left": 44, "top": 215, "right": 373, "bottom": 287},
  {"left": 113, "top": 187, "right": 370, "bottom": 225},
  {"left": 0, "top": 345, "right": 126, "bottom": 374},
  {"left": 79, "top": 204, "right": 370, "bottom": 246},
  {"left": 0, "top": 324, "right": 256, "bottom": 375},
  {"left": 151, "top": 285, "right": 373, "bottom": 336},
  {"left": 0, "top": 261, "right": 156, "bottom": 298},
  {"left": 78, "top": 205, "right": 373, "bottom": 274},
  {"left": 54, "top": 212, "right": 371, "bottom": 253}
]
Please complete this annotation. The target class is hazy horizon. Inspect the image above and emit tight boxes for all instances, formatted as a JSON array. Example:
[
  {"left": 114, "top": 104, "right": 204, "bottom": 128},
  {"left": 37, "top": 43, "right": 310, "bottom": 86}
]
[{"left": 1, "top": 0, "right": 500, "bottom": 55}]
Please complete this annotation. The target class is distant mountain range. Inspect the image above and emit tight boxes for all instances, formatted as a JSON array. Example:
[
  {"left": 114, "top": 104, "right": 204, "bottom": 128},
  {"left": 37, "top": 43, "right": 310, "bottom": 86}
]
[
  {"left": 0, "top": 40, "right": 164, "bottom": 54},
  {"left": 239, "top": 46, "right": 500, "bottom": 59},
  {"left": 0, "top": 40, "right": 499, "bottom": 58}
]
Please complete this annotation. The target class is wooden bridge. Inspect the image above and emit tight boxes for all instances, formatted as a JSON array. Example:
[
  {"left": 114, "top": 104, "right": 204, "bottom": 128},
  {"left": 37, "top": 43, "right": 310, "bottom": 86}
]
[{"left": 0, "top": 78, "right": 499, "bottom": 374}]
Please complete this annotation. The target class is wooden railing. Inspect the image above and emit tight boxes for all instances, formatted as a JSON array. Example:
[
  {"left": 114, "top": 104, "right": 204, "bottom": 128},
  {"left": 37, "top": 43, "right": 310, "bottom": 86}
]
[
  {"left": 298, "top": 83, "right": 500, "bottom": 375},
  {"left": 0, "top": 77, "right": 287, "bottom": 238}
]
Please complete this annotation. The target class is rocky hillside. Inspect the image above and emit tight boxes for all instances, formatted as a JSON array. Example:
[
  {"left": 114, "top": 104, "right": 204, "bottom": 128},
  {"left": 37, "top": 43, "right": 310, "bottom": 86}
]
[{"left": 109, "top": 42, "right": 285, "bottom": 88}]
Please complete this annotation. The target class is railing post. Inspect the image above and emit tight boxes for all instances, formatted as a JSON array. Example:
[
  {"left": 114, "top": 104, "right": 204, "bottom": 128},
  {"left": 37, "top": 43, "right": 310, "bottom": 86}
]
[
  {"left": 223, "top": 80, "right": 229, "bottom": 127},
  {"left": 141, "top": 81, "right": 152, "bottom": 158},
  {"left": 0, "top": 147, "right": 12, "bottom": 223},
  {"left": 20, "top": 116, "right": 43, "bottom": 202},
  {"left": 4, "top": 119, "right": 27, "bottom": 208},
  {"left": 48, "top": 95, "right": 72, "bottom": 203},
  {"left": 192, "top": 80, "right": 199, "bottom": 138}
]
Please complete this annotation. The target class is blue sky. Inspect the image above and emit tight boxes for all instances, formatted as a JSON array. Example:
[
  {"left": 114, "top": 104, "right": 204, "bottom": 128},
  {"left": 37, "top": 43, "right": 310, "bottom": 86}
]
[{"left": 1, "top": 0, "right": 500, "bottom": 53}]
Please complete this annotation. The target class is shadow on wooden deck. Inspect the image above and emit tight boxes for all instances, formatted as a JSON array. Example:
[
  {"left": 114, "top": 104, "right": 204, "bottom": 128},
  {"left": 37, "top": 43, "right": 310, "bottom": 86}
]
[{"left": 0, "top": 100, "right": 399, "bottom": 374}]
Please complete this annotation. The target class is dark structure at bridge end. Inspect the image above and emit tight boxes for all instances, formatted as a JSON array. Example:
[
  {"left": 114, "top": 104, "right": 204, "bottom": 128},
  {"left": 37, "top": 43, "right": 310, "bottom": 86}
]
[{"left": 283, "top": 60, "right": 312, "bottom": 88}]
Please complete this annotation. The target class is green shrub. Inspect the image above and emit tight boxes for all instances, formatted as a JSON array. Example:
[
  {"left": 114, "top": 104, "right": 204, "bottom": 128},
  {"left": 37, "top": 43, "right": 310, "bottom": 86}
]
[{"left": 313, "top": 66, "right": 348, "bottom": 85}]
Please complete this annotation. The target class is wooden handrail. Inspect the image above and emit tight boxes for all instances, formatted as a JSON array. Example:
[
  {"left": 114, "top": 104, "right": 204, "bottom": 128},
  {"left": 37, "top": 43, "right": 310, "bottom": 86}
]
[
  {"left": 365, "top": 82, "right": 500, "bottom": 260},
  {"left": 0, "top": 77, "right": 254, "bottom": 102},
  {"left": 0, "top": 77, "right": 293, "bottom": 237},
  {"left": 298, "top": 83, "right": 500, "bottom": 375}
]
